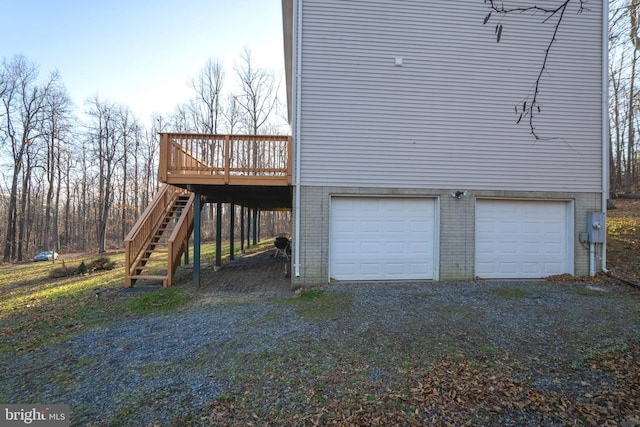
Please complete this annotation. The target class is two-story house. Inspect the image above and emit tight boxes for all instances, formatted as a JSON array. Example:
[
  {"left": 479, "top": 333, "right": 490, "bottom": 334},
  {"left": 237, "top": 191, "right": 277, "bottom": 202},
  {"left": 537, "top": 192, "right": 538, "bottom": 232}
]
[
  {"left": 282, "top": 0, "right": 607, "bottom": 285},
  {"left": 125, "top": 1, "right": 607, "bottom": 288}
]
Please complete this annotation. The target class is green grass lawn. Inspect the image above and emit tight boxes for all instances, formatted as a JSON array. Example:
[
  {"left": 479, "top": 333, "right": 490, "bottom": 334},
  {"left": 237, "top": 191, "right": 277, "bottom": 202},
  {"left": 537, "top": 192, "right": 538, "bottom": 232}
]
[
  {"left": 606, "top": 199, "right": 640, "bottom": 283},
  {"left": 0, "top": 240, "right": 272, "bottom": 354},
  {"left": 1, "top": 202, "right": 638, "bottom": 355}
]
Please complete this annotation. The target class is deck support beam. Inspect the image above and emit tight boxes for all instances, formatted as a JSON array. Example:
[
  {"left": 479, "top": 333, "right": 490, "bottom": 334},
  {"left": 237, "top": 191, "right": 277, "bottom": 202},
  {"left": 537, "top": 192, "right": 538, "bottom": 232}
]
[
  {"left": 252, "top": 209, "right": 258, "bottom": 245},
  {"left": 229, "top": 203, "right": 235, "bottom": 260},
  {"left": 240, "top": 206, "right": 245, "bottom": 254},
  {"left": 216, "top": 201, "right": 222, "bottom": 269},
  {"left": 247, "top": 207, "right": 252, "bottom": 249},
  {"left": 193, "top": 190, "right": 201, "bottom": 286}
]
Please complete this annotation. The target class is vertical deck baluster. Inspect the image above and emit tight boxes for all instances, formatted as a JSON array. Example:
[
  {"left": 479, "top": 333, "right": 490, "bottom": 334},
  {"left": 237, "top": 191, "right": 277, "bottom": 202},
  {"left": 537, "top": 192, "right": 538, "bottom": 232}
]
[{"left": 224, "top": 135, "right": 230, "bottom": 184}]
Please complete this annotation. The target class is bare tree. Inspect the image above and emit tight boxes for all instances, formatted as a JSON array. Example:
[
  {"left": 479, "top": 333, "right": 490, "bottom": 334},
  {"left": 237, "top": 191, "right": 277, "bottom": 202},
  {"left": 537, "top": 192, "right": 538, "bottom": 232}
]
[
  {"left": 190, "top": 58, "right": 225, "bottom": 134},
  {"left": 170, "top": 103, "right": 191, "bottom": 132},
  {"left": 610, "top": 60, "right": 625, "bottom": 195},
  {"left": 41, "top": 72, "right": 72, "bottom": 254},
  {"left": 234, "top": 48, "right": 280, "bottom": 135},
  {"left": 0, "top": 55, "right": 50, "bottom": 261},
  {"left": 222, "top": 94, "right": 242, "bottom": 134},
  {"left": 609, "top": 0, "right": 640, "bottom": 196},
  {"left": 116, "top": 107, "right": 138, "bottom": 241},
  {"left": 86, "top": 97, "right": 126, "bottom": 253}
]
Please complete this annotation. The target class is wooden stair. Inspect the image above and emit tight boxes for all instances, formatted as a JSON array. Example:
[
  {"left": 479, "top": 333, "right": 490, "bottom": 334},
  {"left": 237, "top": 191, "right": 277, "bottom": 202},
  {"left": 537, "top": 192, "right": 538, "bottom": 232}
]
[{"left": 125, "top": 185, "right": 196, "bottom": 287}]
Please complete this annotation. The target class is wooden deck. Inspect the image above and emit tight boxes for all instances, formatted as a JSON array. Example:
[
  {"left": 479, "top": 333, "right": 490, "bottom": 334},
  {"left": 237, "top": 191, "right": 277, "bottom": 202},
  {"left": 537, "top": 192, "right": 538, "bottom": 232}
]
[
  {"left": 125, "top": 133, "right": 292, "bottom": 288},
  {"left": 159, "top": 133, "right": 292, "bottom": 187}
]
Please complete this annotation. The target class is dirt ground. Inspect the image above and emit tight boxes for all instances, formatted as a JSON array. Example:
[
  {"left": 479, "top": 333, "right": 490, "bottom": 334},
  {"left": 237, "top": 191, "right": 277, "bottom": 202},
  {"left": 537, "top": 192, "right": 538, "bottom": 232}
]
[{"left": 173, "top": 249, "right": 292, "bottom": 294}]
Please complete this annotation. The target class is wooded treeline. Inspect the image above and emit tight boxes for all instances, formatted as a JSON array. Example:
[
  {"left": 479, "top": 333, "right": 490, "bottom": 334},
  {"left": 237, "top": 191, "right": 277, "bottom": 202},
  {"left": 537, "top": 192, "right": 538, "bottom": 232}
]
[
  {"left": 610, "top": 0, "right": 640, "bottom": 197},
  {"left": 0, "top": 50, "right": 290, "bottom": 262},
  {"left": 3, "top": 2, "right": 640, "bottom": 263}
]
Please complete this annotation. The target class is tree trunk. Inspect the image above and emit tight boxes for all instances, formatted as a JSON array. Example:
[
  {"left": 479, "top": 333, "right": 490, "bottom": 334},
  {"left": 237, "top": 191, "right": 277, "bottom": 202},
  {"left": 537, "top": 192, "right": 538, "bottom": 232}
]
[
  {"left": 626, "top": 49, "right": 637, "bottom": 195},
  {"left": 3, "top": 169, "right": 19, "bottom": 262},
  {"left": 628, "top": 2, "right": 640, "bottom": 194},
  {"left": 17, "top": 161, "right": 31, "bottom": 261}
]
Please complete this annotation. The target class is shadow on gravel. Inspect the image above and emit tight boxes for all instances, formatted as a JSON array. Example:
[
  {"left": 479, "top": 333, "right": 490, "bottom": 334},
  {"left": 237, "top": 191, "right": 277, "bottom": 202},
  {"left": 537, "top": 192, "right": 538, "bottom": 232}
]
[{"left": 183, "top": 249, "right": 292, "bottom": 294}]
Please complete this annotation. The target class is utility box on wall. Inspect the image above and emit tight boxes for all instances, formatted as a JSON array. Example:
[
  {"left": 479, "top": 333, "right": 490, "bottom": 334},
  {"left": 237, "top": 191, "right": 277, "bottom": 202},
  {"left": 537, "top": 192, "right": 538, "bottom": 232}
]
[{"left": 587, "top": 212, "right": 606, "bottom": 243}]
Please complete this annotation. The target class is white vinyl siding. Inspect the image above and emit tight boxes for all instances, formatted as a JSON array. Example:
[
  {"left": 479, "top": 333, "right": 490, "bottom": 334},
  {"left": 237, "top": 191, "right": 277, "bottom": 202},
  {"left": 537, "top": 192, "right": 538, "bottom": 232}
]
[
  {"left": 330, "top": 197, "right": 437, "bottom": 281},
  {"left": 298, "top": 0, "right": 602, "bottom": 192},
  {"left": 475, "top": 200, "right": 573, "bottom": 279}
]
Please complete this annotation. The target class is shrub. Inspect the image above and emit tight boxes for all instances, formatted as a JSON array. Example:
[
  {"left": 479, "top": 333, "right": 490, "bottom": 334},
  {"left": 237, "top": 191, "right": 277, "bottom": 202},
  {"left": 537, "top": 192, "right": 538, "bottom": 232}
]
[
  {"left": 75, "top": 261, "right": 87, "bottom": 276},
  {"left": 49, "top": 267, "right": 74, "bottom": 279},
  {"left": 49, "top": 260, "right": 74, "bottom": 279},
  {"left": 88, "top": 257, "right": 116, "bottom": 272}
]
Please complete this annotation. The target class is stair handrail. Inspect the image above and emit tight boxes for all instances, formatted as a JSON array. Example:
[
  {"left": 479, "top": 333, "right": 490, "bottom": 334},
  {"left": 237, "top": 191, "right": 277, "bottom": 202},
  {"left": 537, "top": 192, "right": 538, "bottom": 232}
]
[
  {"left": 124, "top": 184, "right": 183, "bottom": 283},
  {"left": 166, "top": 192, "right": 196, "bottom": 286}
]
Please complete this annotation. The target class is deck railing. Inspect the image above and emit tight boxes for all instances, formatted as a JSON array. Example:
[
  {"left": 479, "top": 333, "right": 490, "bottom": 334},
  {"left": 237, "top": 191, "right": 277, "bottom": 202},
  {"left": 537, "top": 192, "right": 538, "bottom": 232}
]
[
  {"left": 158, "top": 133, "right": 292, "bottom": 186},
  {"left": 166, "top": 192, "right": 195, "bottom": 286},
  {"left": 124, "top": 184, "right": 186, "bottom": 287}
]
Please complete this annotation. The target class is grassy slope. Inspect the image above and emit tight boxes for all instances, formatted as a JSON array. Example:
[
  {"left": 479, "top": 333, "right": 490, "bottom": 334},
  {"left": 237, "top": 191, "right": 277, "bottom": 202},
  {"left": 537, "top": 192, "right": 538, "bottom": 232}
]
[
  {"left": 0, "top": 210, "right": 638, "bottom": 425},
  {"left": 1, "top": 204, "right": 638, "bottom": 353},
  {"left": 606, "top": 199, "right": 640, "bottom": 283},
  {"left": 0, "top": 241, "right": 271, "bottom": 353}
]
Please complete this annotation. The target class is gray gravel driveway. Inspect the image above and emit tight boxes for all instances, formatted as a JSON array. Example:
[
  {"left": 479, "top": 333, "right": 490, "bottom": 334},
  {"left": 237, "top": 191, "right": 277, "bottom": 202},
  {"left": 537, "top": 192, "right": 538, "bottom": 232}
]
[{"left": 1, "top": 252, "right": 638, "bottom": 425}]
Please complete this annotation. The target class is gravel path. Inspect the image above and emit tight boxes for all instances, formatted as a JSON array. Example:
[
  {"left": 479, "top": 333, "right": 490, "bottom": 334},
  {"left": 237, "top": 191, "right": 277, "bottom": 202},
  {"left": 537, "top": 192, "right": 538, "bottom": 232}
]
[{"left": 1, "top": 255, "right": 639, "bottom": 425}]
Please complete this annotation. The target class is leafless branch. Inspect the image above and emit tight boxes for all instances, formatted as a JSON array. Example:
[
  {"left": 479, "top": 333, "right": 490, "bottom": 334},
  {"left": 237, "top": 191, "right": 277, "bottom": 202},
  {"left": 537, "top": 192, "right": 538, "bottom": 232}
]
[{"left": 484, "top": 0, "right": 587, "bottom": 139}]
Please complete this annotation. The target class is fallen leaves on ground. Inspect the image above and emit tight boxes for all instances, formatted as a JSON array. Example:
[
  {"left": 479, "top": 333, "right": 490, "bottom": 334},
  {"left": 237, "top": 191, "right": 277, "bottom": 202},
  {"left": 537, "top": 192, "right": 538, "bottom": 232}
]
[
  {"left": 208, "top": 339, "right": 640, "bottom": 426},
  {"left": 607, "top": 199, "right": 640, "bottom": 285}
]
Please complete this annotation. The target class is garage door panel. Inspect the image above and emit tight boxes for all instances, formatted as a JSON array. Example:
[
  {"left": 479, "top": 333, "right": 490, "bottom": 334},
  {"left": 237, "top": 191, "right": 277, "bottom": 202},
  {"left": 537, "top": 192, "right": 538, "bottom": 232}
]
[
  {"left": 361, "top": 263, "right": 381, "bottom": 275},
  {"left": 522, "top": 263, "right": 542, "bottom": 274},
  {"left": 522, "top": 222, "right": 541, "bottom": 233},
  {"left": 361, "top": 221, "right": 380, "bottom": 233},
  {"left": 410, "top": 220, "right": 430, "bottom": 233},
  {"left": 334, "top": 219, "right": 356, "bottom": 232},
  {"left": 522, "top": 243, "right": 542, "bottom": 254},
  {"left": 330, "top": 197, "right": 436, "bottom": 281},
  {"left": 498, "top": 222, "right": 518, "bottom": 233},
  {"left": 386, "top": 242, "right": 405, "bottom": 256},
  {"left": 386, "top": 263, "right": 405, "bottom": 275},
  {"left": 544, "top": 263, "right": 563, "bottom": 274},
  {"left": 544, "top": 242, "right": 562, "bottom": 254},
  {"left": 332, "top": 262, "right": 355, "bottom": 276},
  {"left": 358, "top": 241, "right": 379, "bottom": 255},
  {"left": 410, "top": 263, "right": 429, "bottom": 274},
  {"left": 385, "top": 221, "right": 405, "bottom": 233},
  {"left": 476, "top": 200, "right": 572, "bottom": 279},
  {"left": 409, "top": 242, "right": 429, "bottom": 255}
]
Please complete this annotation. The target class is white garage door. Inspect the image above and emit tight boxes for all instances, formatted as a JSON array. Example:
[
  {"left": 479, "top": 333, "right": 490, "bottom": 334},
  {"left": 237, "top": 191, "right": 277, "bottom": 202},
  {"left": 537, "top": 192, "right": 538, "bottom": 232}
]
[
  {"left": 475, "top": 200, "right": 573, "bottom": 279},
  {"left": 330, "top": 197, "right": 437, "bottom": 281}
]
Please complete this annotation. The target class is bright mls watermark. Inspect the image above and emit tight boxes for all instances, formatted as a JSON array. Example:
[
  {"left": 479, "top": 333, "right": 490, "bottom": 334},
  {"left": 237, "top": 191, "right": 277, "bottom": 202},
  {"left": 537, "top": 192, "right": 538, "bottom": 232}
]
[{"left": 1, "top": 405, "right": 69, "bottom": 426}]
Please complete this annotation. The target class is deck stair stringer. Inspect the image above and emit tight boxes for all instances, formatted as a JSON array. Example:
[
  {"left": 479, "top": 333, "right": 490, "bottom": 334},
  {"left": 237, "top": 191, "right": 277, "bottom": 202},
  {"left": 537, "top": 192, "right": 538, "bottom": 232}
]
[{"left": 125, "top": 184, "right": 195, "bottom": 287}]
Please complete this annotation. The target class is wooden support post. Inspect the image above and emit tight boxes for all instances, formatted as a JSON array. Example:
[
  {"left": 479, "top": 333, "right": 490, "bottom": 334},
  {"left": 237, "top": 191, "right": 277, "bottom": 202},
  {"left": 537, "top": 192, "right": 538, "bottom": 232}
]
[
  {"left": 252, "top": 208, "right": 258, "bottom": 245},
  {"left": 193, "top": 191, "right": 201, "bottom": 286},
  {"left": 247, "top": 207, "right": 251, "bottom": 249},
  {"left": 256, "top": 209, "right": 262, "bottom": 243},
  {"left": 240, "top": 205, "right": 245, "bottom": 254},
  {"left": 229, "top": 203, "right": 235, "bottom": 260},
  {"left": 176, "top": 204, "right": 189, "bottom": 266},
  {"left": 216, "top": 201, "right": 222, "bottom": 269},
  {"left": 158, "top": 133, "right": 168, "bottom": 182}
]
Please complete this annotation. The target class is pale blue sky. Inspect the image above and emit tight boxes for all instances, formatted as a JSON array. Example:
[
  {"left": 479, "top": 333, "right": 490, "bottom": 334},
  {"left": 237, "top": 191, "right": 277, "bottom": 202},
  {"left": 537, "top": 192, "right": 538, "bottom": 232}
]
[{"left": 1, "top": 0, "right": 285, "bottom": 123}]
